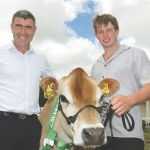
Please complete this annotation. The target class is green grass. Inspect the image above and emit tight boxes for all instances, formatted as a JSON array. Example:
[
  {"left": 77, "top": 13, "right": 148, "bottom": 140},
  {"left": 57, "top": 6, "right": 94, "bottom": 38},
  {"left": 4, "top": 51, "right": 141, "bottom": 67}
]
[{"left": 144, "top": 127, "right": 150, "bottom": 150}]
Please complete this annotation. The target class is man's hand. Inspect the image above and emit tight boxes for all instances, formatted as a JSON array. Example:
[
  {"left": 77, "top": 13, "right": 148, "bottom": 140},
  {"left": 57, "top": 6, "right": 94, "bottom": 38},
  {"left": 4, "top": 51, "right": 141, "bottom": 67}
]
[{"left": 110, "top": 95, "right": 133, "bottom": 116}]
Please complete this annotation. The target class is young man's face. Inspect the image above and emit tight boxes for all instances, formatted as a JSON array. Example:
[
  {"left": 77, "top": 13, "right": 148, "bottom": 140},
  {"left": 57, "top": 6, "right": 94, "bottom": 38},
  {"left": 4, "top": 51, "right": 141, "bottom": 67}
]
[
  {"left": 11, "top": 17, "right": 37, "bottom": 52},
  {"left": 95, "top": 22, "right": 119, "bottom": 49}
]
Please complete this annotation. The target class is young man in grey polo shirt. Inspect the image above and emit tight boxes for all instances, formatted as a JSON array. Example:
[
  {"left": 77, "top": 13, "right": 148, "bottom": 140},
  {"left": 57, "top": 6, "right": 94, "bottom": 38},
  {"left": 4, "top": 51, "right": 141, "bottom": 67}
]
[{"left": 91, "top": 14, "right": 150, "bottom": 150}]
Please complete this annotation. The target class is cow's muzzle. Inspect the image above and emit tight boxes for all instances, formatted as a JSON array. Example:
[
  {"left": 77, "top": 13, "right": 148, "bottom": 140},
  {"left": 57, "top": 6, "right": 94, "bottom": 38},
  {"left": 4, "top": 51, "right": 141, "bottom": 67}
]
[{"left": 82, "top": 127, "right": 105, "bottom": 146}]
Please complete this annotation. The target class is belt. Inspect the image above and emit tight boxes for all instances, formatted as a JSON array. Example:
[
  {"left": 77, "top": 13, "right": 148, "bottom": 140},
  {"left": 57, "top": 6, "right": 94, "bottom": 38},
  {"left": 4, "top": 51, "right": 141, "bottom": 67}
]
[{"left": 0, "top": 111, "right": 36, "bottom": 120}]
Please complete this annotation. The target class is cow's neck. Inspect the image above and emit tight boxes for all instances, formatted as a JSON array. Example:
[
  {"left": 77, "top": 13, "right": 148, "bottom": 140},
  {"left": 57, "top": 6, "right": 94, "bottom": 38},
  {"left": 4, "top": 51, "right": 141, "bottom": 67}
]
[{"left": 54, "top": 111, "right": 74, "bottom": 142}]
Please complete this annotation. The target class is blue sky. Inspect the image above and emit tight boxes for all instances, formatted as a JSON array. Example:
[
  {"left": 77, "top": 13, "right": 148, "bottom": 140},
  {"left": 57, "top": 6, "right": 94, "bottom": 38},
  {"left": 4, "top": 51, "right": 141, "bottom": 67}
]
[
  {"left": 67, "top": 13, "right": 94, "bottom": 40},
  {"left": 0, "top": 0, "right": 150, "bottom": 79},
  {"left": 66, "top": 1, "right": 95, "bottom": 41}
]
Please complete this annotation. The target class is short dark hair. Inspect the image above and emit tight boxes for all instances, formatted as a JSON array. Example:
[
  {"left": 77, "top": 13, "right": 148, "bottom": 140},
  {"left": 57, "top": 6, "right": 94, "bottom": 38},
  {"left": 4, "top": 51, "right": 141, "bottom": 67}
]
[
  {"left": 12, "top": 10, "right": 36, "bottom": 26},
  {"left": 92, "top": 14, "right": 119, "bottom": 34}
]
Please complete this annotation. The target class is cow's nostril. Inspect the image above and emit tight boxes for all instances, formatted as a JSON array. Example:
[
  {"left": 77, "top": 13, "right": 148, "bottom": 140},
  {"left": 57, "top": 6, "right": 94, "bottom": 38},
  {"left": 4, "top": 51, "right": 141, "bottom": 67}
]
[
  {"left": 82, "top": 129, "right": 92, "bottom": 139},
  {"left": 82, "top": 127, "right": 106, "bottom": 146}
]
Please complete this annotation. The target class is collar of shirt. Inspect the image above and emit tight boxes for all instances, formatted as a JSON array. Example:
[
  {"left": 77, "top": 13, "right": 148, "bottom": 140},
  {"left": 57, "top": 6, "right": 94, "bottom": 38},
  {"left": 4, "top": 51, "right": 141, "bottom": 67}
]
[
  {"left": 7, "top": 41, "right": 35, "bottom": 54},
  {"left": 98, "top": 45, "right": 131, "bottom": 64}
]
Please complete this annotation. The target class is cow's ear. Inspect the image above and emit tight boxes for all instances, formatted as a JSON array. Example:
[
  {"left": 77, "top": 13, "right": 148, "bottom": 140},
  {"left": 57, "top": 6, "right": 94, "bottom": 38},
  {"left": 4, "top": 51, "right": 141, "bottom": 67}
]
[
  {"left": 40, "top": 77, "right": 59, "bottom": 97},
  {"left": 98, "top": 78, "right": 120, "bottom": 96}
]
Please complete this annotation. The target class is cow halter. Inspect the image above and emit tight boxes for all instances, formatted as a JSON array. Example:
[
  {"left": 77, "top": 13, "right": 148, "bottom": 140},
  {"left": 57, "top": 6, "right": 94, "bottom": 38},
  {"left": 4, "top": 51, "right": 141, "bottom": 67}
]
[
  {"left": 41, "top": 95, "right": 105, "bottom": 150},
  {"left": 42, "top": 95, "right": 135, "bottom": 150},
  {"left": 59, "top": 94, "right": 135, "bottom": 146},
  {"left": 58, "top": 95, "right": 104, "bottom": 126}
]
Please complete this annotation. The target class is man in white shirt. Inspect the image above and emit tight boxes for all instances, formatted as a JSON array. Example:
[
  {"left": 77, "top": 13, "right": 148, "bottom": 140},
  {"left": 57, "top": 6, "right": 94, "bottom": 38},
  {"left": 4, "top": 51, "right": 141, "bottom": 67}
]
[
  {"left": 91, "top": 14, "right": 150, "bottom": 150},
  {"left": 0, "top": 10, "right": 57, "bottom": 150}
]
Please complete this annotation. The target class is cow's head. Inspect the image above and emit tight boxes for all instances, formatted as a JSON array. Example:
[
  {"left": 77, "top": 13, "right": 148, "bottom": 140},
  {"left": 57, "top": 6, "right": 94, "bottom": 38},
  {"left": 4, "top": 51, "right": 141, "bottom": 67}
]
[{"left": 40, "top": 68, "right": 119, "bottom": 149}]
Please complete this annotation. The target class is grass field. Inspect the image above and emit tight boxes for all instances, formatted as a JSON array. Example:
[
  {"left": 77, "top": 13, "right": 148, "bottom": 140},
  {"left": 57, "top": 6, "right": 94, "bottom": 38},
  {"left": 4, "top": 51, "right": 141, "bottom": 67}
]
[{"left": 144, "top": 127, "right": 150, "bottom": 150}]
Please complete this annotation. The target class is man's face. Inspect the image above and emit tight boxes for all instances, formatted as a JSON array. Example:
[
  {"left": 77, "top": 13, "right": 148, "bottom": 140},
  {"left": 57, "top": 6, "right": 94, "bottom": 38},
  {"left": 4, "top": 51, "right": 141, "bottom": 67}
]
[
  {"left": 11, "top": 17, "right": 37, "bottom": 52},
  {"left": 95, "top": 22, "right": 119, "bottom": 49}
]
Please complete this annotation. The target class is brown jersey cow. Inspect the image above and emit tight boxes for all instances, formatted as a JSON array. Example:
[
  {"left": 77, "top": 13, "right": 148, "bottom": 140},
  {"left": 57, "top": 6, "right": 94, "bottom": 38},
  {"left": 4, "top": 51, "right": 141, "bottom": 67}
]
[{"left": 39, "top": 68, "right": 119, "bottom": 150}]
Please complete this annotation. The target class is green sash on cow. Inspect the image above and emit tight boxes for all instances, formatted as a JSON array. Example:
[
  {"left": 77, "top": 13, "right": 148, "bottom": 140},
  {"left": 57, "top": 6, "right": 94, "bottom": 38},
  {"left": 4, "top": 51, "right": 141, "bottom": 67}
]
[{"left": 41, "top": 96, "right": 73, "bottom": 150}]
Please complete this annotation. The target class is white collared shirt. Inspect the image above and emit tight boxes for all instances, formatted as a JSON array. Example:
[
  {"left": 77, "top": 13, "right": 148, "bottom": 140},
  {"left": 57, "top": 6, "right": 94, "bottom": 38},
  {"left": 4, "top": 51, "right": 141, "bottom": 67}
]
[{"left": 0, "top": 41, "right": 56, "bottom": 115}]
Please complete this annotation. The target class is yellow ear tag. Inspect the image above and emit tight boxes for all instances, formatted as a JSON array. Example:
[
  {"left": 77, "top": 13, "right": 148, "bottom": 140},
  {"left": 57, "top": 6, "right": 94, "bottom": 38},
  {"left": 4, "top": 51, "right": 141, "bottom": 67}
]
[
  {"left": 102, "top": 84, "right": 110, "bottom": 94},
  {"left": 44, "top": 85, "right": 54, "bottom": 98}
]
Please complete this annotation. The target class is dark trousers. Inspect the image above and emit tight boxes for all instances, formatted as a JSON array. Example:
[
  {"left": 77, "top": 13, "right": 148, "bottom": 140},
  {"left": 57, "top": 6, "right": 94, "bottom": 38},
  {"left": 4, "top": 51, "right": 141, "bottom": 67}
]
[
  {"left": 0, "top": 113, "right": 42, "bottom": 150},
  {"left": 95, "top": 136, "right": 144, "bottom": 150}
]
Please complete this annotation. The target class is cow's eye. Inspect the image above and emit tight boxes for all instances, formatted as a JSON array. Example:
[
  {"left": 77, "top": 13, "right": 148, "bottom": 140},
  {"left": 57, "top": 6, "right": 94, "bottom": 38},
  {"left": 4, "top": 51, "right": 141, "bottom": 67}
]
[
  {"left": 60, "top": 95, "right": 69, "bottom": 103},
  {"left": 60, "top": 95, "right": 69, "bottom": 109}
]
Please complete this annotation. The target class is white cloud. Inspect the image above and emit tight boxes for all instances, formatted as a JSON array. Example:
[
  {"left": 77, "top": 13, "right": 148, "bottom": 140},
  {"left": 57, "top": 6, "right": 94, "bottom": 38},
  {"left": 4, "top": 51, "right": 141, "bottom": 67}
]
[
  {"left": 35, "top": 37, "right": 101, "bottom": 79},
  {"left": 0, "top": 0, "right": 150, "bottom": 79},
  {"left": 120, "top": 36, "right": 137, "bottom": 46},
  {"left": 93, "top": 0, "right": 112, "bottom": 14}
]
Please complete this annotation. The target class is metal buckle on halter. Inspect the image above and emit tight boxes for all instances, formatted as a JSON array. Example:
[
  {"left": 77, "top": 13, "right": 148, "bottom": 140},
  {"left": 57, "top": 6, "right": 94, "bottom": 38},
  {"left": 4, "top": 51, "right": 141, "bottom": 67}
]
[
  {"left": 18, "top": 114, "right": 26, "bottom": 119},
  {"left": 101, "top": 102, "right": 110, "bottom": 115},
  {"left": 101, "top": 102, "right": 111, "bottom": 123}
]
